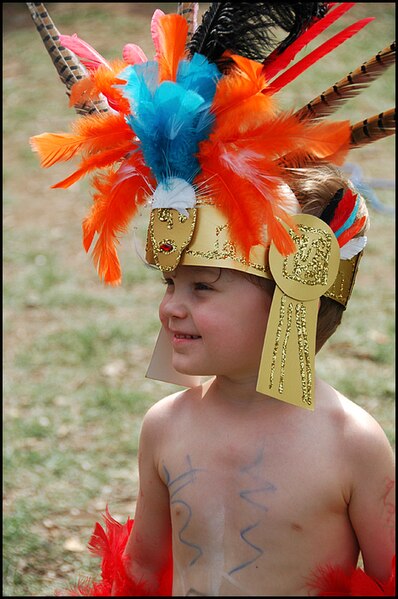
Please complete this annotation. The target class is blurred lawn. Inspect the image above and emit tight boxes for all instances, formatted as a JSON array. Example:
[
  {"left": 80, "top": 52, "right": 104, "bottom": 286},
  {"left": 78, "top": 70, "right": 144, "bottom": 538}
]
[{"left": 3, "top": 3, "right": 395, "bottom": 596}]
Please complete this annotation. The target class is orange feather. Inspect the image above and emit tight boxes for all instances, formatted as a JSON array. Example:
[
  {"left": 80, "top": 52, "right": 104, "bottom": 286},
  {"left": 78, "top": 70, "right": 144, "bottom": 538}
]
[
  {"left": 82, "top": 156, "right": 155, "bottom": 285},
  {"left": 69, "top": 61, "right": 130, "bottom": 114},
  {"left": 279, "top": 120, "right": 351, "bottom": 167},
  {"left": 90, "top": 60, "right": 131, "bottom": 114},
  {"left": 52, "top": 143, "right": 134, "bottom": 189},
  {"left": 157, "top": 14, "right": 188, "bottom": 82},
  {"left": 72, "top": 112, "right": 133, "bottom": 154},
  {"left": 197, "top": 51, "right": 352, "bottom": 257},
  {"left": 68, "top": 77, "right": 97, "bottom": 108},
  {"left": 197, "top": 150, "right": 297, "bottom": 257},
  {"left": 30, "top": 132, "right": 85, "bottom": 168},
  {"left": 211, "top": 55, "right": 276, "bottom": 134},
  {"left": 30, "top": 113, "right": 133, "bottom": 169}
]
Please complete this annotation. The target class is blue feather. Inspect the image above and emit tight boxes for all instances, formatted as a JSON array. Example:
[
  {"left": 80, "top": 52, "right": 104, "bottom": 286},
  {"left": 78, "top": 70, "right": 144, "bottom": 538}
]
[
  {"left": 177, "top": 53, "right": 220, "bottom": 102},
  {"left": 115, "top": 54, "right": 221, "bottom": 185}
]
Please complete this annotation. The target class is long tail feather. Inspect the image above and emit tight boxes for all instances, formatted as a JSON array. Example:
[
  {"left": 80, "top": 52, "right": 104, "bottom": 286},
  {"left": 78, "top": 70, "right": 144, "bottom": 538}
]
[
  {"left": 268, "top": 17, "right": 374, "bottom": 94},
  {"left": 350, "top": 108, "right": 396, "bottom": 148},
  {"left": 294, "top": 42, "right": 396, "bottom": 121},
  {"left": 263, "top": 3, "right": 355, "bottom": 81},
  {"left": 177, "top": 3, "right": 199, "bottom": 44},
  {"left": 26, "top": 2, "right": 109, "bottom": 115}
]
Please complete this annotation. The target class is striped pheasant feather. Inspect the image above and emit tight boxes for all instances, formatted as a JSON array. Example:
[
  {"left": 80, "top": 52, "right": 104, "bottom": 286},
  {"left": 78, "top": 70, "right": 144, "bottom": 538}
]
[
  {"left": 26, "top": 2, "right": 109, "bottom": 115},
  {"left": 177, "top": 2, "right": 199, "bottom": 44},
  {"left": 350, "top": 107, "right": 396, "bottom": 148},
  {"left": 294, "top": 42, "right": 396, "bottom": 121}
]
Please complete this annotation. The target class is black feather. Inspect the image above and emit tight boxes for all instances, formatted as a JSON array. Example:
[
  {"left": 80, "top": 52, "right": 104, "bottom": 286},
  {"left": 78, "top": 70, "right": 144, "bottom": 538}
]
[
  {"left": 188, "top": 2, "right": 329, "bottom": 70},
  {"left": 320, "top": 188, "right": 345, "bottom": 224}
]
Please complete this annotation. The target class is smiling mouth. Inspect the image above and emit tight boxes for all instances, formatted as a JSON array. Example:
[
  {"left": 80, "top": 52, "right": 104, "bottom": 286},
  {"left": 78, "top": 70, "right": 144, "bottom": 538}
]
[{"left": 174, "top": 334, "right": 201, "bottom": 340}]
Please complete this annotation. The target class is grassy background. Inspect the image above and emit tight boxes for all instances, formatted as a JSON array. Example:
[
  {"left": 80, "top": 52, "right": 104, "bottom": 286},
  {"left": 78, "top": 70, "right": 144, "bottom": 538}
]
[{"left": 3, "top": 3, "right": 395, "bottom": 596}]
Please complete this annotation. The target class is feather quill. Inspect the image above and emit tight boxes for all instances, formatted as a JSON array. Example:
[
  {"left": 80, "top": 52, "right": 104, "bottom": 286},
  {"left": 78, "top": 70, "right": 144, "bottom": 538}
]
[{"left": 294, "top": 42, "right": 396, "bottom": 121}]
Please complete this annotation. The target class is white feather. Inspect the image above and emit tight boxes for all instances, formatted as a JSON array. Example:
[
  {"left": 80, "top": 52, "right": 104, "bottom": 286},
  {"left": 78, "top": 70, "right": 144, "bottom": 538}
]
[
  {"left": 152, "top": 177, "right": 196, "bottom": 217},
  {"left": 340, "top": 236, "right": 367, "bottom": 259}
]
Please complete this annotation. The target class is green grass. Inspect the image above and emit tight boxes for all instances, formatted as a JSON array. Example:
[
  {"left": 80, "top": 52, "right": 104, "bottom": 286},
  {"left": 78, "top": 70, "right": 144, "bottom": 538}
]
[{"left": 3, "top": 3, "right": 395, "bottom": 596}]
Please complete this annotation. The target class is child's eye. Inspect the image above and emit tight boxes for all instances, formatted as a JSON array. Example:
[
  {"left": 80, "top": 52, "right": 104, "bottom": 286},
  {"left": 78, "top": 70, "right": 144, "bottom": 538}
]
[{"left": 194, "top": 282, "right": 212, "bottom": 291}]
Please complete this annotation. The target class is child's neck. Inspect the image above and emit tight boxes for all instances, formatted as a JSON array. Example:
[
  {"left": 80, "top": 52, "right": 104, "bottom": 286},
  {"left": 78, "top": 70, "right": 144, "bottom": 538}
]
[{"left": 205, "top": 375, "right": 279, "bottom": 408}]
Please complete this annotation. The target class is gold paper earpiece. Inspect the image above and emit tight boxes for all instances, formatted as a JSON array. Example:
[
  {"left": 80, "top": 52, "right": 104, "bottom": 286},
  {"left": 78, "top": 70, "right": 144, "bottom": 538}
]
[{"left": 257, "top": 214, "right": 340, "bottom": 409}]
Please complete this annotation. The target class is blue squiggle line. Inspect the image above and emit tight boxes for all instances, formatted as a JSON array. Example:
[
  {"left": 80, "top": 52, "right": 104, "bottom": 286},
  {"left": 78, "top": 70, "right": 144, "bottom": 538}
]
[
  {"left": 240, "top": 482, "right": 276, "bottom": 511},
  {"left": 171, "top": 498, "right": 203, "bottom": 565},
  {"left": 228, "top": 522, "right": 263, "bottom": 574},
  {"left": 163, "top": 456, "right": 206, "bottom": 499}
]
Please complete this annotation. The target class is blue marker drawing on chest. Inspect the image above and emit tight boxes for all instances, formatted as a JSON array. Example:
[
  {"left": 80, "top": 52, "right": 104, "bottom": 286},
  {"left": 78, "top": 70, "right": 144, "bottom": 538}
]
[
  {"left": 228, "top": 448, "right": 277, "bottom": 575},
  {"left": 163, "top": 455, "right": 206, "bottom": 565}
]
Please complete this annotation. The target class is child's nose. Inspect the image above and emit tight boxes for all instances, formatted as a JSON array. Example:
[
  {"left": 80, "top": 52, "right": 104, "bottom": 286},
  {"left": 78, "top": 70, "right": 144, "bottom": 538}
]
[{"left": 160, "top": 293, "right": 188, "bottom": 320}]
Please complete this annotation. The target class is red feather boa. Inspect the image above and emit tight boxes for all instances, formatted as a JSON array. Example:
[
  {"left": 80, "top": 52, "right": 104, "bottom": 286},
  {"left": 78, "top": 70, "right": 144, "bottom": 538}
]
[{"left": 60, "top": 510, "right": 395, "bottom": 596}]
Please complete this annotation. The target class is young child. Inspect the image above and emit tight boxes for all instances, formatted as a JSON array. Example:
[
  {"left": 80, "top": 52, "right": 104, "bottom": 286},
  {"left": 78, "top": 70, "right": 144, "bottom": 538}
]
[
  {"left": 119, "top": 166, "right": 395, "bottom": 597},
  {"left": 28, "top": 2, "right": 395, "bottom": 595}
]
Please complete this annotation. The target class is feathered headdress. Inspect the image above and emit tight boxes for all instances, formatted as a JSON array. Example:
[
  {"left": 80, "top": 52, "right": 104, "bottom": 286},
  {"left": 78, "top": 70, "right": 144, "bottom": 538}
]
[
  {"left": 28, "top": 3, "right": 395, "bottom": 408},
  {"left": 28, "top": 2, "right": 395, "bottom": 285}
]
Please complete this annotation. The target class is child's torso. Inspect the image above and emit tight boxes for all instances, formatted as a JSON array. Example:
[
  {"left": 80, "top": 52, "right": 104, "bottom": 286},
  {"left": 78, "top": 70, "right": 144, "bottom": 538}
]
[{"left": 158, "top": 390, "right": 358, "bottom": 596}]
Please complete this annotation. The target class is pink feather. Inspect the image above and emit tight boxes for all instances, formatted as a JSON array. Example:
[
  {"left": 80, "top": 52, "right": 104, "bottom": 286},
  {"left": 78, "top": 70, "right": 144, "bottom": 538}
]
[
  {"left": 122, "top": 43, "right": 147, "bottom": 65},
  {"left": 59, "top": 33, "right": 109, "bottom": 72},
  {"left": 150, "top": 9, "right": 166, "bottom": 61}
]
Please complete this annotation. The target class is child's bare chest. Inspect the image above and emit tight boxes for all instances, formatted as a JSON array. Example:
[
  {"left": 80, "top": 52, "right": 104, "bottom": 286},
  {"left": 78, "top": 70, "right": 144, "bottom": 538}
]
[{"left": 159, "top": 413, "right": 343, "bottom": 536}]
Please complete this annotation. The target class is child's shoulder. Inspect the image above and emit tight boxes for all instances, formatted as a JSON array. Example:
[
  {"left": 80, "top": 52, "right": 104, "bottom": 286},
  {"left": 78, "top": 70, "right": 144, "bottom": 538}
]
[
  {"left": 317, "top": 378, "right": 392, "bottom": 457},
  {"left": 142, "top": 384, "right": 203, "bottom": 426}
]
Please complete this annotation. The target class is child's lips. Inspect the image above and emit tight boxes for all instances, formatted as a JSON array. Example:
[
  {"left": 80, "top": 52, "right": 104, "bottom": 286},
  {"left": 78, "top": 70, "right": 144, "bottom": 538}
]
[{"left": 171, "top": 331, "right": 201, "bottom": 345}]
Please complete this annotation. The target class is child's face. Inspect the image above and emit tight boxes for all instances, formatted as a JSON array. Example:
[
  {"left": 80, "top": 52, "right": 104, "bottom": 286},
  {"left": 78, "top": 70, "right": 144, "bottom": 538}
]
[{"left": 159, "top": 266, "right": 273, "bottom": 383}]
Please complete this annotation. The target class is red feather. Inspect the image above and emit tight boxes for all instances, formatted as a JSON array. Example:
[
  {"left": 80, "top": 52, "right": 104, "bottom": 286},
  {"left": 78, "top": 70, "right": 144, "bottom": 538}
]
[
  {"left": 263, "top": 3, "right": 356, "bottom": 82},
  {"left": 329, "top": 188, "right": 357, "bottom": 232},
  {"left": 157, "top": 14, "right": 188, "bottom": 82},
  {"left": 307, "top": 556, "right": 396, "bottom": 596},
  {"left": 58, "top": 509, "right": 173, "bottom": 596},
  {"left": 268, "top": 18, "right": 374, "bottom": 94},
  {"left": 336, "top": 215, "right": 366, "bottom": 248}
]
